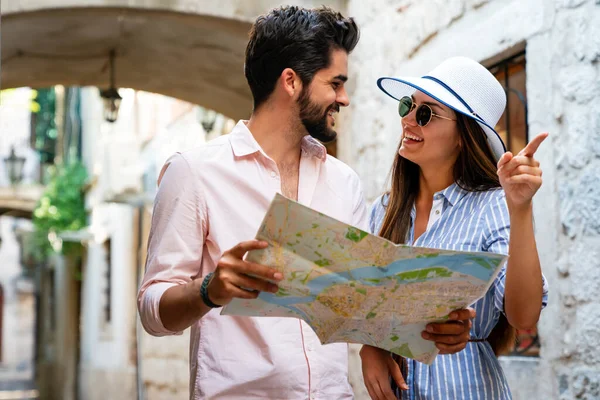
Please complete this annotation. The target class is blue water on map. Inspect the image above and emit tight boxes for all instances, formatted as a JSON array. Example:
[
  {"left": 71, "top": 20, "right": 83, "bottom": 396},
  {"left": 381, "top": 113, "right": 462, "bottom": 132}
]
[{"left": 258, "top": 253, "right": 503, "bottom": 314}]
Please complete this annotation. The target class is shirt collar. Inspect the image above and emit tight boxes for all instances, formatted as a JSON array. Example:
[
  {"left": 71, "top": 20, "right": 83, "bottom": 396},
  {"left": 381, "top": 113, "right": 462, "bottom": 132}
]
[
  {"left": 229, "top": 120, "right": 262, "bottom": 157},
  {"left": 229, "top": 120, "right": 327, "bottom": 161},
  {"left": 301, "top": 136, "right": 328, "bottom": 161},
  {"left": 436, "top": 182, "right": 470, "bottom": 207}
]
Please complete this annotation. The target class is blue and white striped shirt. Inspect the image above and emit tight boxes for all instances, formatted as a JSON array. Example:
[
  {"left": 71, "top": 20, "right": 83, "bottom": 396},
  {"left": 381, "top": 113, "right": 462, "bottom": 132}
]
[{"left": 369, "top": 183, "right": 549, "bottom": 400}]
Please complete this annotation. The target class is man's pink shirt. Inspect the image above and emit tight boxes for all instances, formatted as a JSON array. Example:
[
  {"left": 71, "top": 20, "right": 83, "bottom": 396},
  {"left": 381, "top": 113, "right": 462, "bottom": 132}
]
[{"left": 138, "top": 121, "right": 368, "bottom": 399}]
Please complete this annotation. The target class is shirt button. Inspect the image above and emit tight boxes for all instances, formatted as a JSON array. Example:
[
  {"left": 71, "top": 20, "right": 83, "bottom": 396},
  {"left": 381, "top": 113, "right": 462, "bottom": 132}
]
[
  {"left": 270, "top": 171, "right": 277, "bottom": 178},
  {"left": 435, "top": 210, "right": 440, "bottom": 215}
]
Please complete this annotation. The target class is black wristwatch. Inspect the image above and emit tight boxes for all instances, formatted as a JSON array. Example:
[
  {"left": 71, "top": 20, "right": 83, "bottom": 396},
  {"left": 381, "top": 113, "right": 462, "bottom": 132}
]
[{"left": 200, "top": 272, "right": 222, "bottom": 308}]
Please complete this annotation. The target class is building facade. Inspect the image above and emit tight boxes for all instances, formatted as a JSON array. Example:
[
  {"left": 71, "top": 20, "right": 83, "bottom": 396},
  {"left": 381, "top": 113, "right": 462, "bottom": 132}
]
[{"left": 341, "top": 0, "right": 600, "bottom": 399}]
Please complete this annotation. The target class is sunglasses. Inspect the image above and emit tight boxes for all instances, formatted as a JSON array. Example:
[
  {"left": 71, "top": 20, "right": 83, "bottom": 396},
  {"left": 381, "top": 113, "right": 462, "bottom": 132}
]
[{"left": 398, "top": 96, "right": 456, "bottom": 127}]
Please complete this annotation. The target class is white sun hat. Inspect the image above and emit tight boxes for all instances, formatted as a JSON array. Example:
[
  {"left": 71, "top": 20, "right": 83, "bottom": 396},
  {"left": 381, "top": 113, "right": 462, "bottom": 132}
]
[{"left": 377, "top": 56, "right": 507, "bottom": 161}]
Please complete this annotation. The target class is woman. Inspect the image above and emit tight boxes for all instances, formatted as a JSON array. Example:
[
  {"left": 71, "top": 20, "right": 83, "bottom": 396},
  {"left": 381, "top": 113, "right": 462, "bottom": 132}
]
[{"left": 360, "top": 57, "right": 549, "bottom": 400}]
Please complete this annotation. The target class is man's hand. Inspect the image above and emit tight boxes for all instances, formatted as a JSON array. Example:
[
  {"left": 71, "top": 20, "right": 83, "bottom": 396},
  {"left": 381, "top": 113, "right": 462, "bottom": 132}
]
[
  {"left": 207, "top": 240, "right": 284, "bottom": 306},
  {"left": 360, "top": 345, "right": 407, "bottom": 400},
  {"left": 421, "top": 308, "right": 476, "bottom": 354}
]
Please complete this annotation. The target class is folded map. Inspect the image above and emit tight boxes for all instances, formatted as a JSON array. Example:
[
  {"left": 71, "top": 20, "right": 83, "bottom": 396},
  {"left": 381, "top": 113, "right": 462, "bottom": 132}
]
[{"left": 221, "top": 193, "right": 507, "bottom": 364}]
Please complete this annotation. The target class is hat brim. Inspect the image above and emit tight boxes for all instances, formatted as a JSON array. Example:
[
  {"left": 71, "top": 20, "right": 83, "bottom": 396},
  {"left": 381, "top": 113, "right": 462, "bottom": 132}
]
[{"left": 377, "top": 76, "right": 507, "bottom": 161}]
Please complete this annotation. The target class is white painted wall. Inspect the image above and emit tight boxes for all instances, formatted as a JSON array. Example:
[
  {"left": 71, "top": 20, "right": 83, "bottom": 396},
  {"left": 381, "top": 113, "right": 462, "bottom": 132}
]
[
  {"left": 78, "top": 87, "right": 209, "bottom": 399},
  {"left": 78, "top": 204, "right": 137, "bottom": 400},
  {"left": 0, "top": 217, "right": 35, "bottom": 386}
]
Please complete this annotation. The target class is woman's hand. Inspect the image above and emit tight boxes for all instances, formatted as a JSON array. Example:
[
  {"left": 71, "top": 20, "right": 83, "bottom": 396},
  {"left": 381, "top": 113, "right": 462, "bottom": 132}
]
[
  {"left": 497, "top": 132, "right": 548, "bottom": 211},
  {"left": 422, "top": 308, "right": 475, "bottom": 354},
  {"left": 360, "top": 345, "right": 407, "bottom": 400}
]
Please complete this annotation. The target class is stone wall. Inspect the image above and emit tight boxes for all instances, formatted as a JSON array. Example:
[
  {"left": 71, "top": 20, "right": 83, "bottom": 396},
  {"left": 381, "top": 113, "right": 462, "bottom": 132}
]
[
  {"left": 546, "top": 2, "right": 600, "bottom": 398},
  {"left": 341, "top": 0, "right": 600, "bottom": 399}
]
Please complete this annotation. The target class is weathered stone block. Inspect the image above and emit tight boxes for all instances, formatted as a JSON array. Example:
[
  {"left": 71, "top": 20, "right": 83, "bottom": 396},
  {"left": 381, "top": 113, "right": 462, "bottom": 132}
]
[
  {"left": 556, "top": 0, "right": 588, "bottom": 8},
  {"left": 574, "top": 304, "right": 600, "bottom": 365},
  {"left": 553, "top": 7, "right": 600, "bottom": 64},
  {"left": 559, "top": 184, "right": 577, "bottom": 238},
  {"left": 592, "top": 111, "right": 600, "bottom": 156},
  {"left": 577, "top": 168, "right": 600, "bottom": 235},
  {"left": 559, "top": 367, "right": 600, "bottom": 400},
  {"left": 382, "top": 0, "right": 466, "bottom": 60},
  {"left": 567, "top": 240, "right": 600, "bottom": 302},
  {"left": 562, "top": 327, "right": 576, "bottom": 357},
  {"left": 464, "top": 0, "right": 490, "bottom": 9},
  {"left": 559, "top": 164, "right": 600, "bottom": 236},
  {"left": 558, "top": 64, "right": 598, "bottom": 104},
  {"left": 565, "top": 108, "right": 593, "bottom": 169},
  {"left": 571, "top": 368, "right": 600, "bottom": 399}
]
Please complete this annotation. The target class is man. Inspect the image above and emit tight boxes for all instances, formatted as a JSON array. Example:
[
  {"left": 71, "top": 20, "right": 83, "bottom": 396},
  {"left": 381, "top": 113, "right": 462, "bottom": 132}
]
[{"left": 138, "top": 6, "right": 474, "bottom": 399}]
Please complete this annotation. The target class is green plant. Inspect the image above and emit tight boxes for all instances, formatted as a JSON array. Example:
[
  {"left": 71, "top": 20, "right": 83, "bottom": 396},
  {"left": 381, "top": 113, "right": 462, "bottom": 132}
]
[{"left": 32, "top": 162, "right": 88, "bottom": 262}]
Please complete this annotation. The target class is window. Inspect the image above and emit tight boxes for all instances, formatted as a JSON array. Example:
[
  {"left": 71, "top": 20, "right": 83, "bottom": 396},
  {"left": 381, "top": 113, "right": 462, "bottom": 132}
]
[
  {"left": 63, "top": 87, "right": 83, "bottom": 165},
  {"left": 47, "top": 268, "right": 56, "bottom": 333},
  {"left": 488, "top": 51, "right": 528, "bottom": 155},
  {"left": 488, "top": 50, "right": 540, "bottom": 357},
  {"left": 103, "top": 239, "right": 112, "bottom": 324},
  {"left": 30, "top": 86, "right": 83, "bottom": 183},
  {"left": 30, "top": 88, "right": 58, "bottom": 183}
]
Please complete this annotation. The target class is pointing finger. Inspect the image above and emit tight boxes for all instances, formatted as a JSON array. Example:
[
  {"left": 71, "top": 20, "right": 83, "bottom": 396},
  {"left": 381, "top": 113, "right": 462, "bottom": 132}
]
[{"left": 518, "top": 132, "right": 548, "bottom": 157}]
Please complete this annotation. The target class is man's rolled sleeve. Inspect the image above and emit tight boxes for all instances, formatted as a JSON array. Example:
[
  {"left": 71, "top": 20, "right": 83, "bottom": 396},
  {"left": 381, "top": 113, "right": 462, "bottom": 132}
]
[{"left": 137, "top": 152, "right": 208, "bottom": 336}]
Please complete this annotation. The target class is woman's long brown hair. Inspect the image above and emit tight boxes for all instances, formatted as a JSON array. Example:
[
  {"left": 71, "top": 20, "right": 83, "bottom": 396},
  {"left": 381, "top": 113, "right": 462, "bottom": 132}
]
[{"left": 378, "top": 113, "right": 516, "bottom": 356}]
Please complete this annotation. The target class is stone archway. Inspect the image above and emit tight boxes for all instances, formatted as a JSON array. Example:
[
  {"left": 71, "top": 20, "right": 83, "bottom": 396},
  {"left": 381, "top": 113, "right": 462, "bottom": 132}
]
[
  {"left": 2, "top": 7, "right": 252, "bottom": 119},
  {"left": 1, "top": 0, "right": 346, "bottom": 120}
]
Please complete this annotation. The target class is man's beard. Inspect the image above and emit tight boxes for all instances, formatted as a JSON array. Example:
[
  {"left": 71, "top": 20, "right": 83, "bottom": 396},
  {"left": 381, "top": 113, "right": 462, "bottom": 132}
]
[{"left": 298, "top": 88, "right": 339, "bottom": 143}]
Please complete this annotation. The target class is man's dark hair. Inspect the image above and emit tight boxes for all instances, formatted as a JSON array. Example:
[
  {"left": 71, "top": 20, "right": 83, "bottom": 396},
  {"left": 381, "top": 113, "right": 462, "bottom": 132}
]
[{"left": 244, "top": 6, "right": 359, "bottom": 110}]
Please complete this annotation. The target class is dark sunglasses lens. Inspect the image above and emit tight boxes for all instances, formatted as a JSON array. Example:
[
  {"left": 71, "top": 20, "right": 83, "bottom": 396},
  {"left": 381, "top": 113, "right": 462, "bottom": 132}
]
[
  {"left": 398, "top": 97, "right": 413, "bottom": 117},
  {"left": 415, "top": 105, "right": 432, "bottom": 126}
]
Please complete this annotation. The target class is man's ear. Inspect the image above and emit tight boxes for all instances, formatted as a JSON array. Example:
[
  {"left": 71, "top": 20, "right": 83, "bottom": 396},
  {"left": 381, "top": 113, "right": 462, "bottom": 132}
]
[{"left": 281, "top": 68, "right": 302, "bottom": 98}]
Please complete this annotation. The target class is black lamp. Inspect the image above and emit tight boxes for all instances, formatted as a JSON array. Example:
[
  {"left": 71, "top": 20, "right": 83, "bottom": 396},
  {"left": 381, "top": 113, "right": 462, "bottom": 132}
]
[
  {"left": 99, "top": 49, "right": 122, "bottom": 123},
  {"left": 4, "top": 146, "right": 26, "bottom": 185},
  {"left": 200, "top": 108, "right": 217, "bottom": 133}
]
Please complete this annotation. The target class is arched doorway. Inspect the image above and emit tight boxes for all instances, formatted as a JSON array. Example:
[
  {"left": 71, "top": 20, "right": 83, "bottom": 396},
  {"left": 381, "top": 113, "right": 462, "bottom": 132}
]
[{"left": 2, "top": 4, "right": 255, "bottom": 120}]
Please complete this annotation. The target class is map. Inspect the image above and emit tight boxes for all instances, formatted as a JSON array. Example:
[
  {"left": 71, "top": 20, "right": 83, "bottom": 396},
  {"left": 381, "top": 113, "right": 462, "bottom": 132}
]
[{"left": 221, "top": 194, "right": 507, "bottom": 364}]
